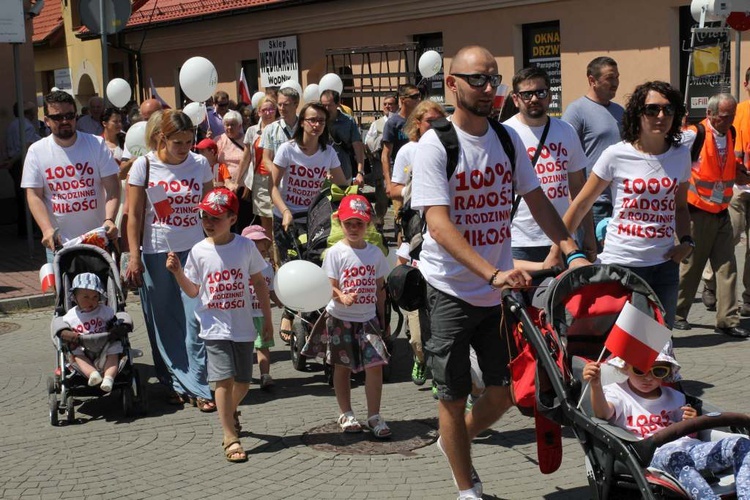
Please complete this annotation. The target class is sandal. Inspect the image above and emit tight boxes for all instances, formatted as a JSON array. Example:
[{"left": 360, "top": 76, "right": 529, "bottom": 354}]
[
  {"left": 234, "top": 411, "right": 242, "bottom": 434},
  {"left": 196, "top": 398, "right": 217, "bottom": 412},
  {"left": 279, "top": 329, "right": 293, "bottom": 345},
  {"left": 337, "top": 412, "right": 362, "bottom": 433},
  {"left": 222, "top": 438, "right": 248, "bottom": 463},
  {"left": 167, "top": 391, "right": 187, "bottom": 406},
  {"left": 364, "top": 414, "right": 392, "bottom": 440}
]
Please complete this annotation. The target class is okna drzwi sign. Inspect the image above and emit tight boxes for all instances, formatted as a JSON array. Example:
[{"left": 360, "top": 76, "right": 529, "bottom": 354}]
[{"left": 259, "top": 36, "right": 299, "bottom": 87}]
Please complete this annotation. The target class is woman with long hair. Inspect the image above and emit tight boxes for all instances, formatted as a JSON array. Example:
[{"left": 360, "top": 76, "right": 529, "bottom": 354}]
[
  {"left": 563, "top": 81, "right": 693, "bottom": 327},
  {"left": 271, "top": 101, "right": 348, "bottom": 343},
  {"left": 124, "top": 109, "right": 216, "bottom": 409}
]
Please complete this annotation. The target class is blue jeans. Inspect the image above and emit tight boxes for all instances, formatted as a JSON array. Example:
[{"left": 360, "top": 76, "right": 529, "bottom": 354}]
[
  {"left": 140, "top": 251, "right": 211, "bottom": 399},
  {"left": 625, "top": 260, "right": 679, "bottom": 329}
]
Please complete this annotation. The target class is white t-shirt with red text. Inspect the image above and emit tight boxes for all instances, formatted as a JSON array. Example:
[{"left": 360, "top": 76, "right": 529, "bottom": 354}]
[
  {"left": 391, "top": 141, "right": 418, "bottom": 186},
  {"left": 604, "top": 381, "right": 686, "bottom": 439},
  {"left": 21, "top": 133, "right": 119, "bottom": 243},
  {"left": 594, "top": 142, "right": 691, "bottom": 267},
  {"left": 272, "top": 141, "right": 341, "bottom": 218},
  {"left": 129, "top": 151, "right": 213, "bottom": 254},
  {"left": 250, "top": 261, "right": 275, "bottom": 318},
  {"left": 411, "top": 122, "right": 540, "bottom": 307},
  {"left": 324, "top": 241, "right": 389, "bottom": 323},
  {"left": 505, "top": 116, "right": 588, "bottom": 247},
  {"left": 184, "top": 235, "right": 268, "bottom": 342},
  {"left": 62, "top": 304, "right": 115, "bottom": 335}
]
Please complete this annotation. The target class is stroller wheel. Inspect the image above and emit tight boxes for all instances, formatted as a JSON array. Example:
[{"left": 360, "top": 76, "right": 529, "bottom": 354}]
[
  {"left": 291, "top": 323, "right": 308, "bottom": 371},
  {"left": 65, "top": 394, "right": 75, "bottom": 424},
  {"left": 48, "top": 393, "right": 59, "bottom": 426},
  {"left": 47, "top": 376, "right": 56, "bottom": 395},
  {"left": 133, "top": 369, "right": 149, "bottom": 416},
  {"left": 122, "top": 387, "right": 135, "bottom": 417}
]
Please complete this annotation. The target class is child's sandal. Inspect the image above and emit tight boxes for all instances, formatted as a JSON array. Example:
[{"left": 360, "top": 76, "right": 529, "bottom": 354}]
[
  {"left": 365, "top": 414, "right": 392, "bottom": 440},
  {"left": 337, "top": 412, "right": 362, "bottom": 433}
]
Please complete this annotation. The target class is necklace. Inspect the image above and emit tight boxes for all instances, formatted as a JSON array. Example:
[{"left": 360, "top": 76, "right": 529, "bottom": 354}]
[{"left": 633, "top": 141, "right": 667, "bottom": 177}]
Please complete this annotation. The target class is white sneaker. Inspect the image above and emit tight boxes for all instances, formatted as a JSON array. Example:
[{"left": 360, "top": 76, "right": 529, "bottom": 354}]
[
  {"left": 457, "top": 493, "right": 482, "bottom": 500},
  {"left": 88, "top": 371, "right": 103, "bottom": 387},
  {"left": 260, "top": 374, "right": 275, "bottom": 390},
  {"left": 100, "top": 376, "right": 115, "bottom": 393},
  {"left": 437, "top": 436, "right": 483, "bottom": 496}
]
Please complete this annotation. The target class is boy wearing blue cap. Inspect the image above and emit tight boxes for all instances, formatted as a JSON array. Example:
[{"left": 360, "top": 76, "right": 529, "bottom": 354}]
[{"left": 58, "top": 272, "right": 120, "bottom": 392}]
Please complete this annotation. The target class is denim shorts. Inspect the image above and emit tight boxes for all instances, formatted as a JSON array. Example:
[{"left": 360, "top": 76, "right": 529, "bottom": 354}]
[{"left": 423, "top": 284, "right": 509, "bottom": 401}]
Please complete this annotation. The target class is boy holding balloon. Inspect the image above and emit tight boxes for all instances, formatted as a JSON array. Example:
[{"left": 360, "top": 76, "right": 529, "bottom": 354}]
[
  {"left": 301, "top": 194, "right": 392, "bottom": 439},
  {"left": 166, "top": 187, "right": 273, "bottom": 463}
]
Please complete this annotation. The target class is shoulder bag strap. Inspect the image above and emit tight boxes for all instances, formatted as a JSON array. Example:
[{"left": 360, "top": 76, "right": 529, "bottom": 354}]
[{"left": 511, "top": 117, "right": 551, "bottom": 219}]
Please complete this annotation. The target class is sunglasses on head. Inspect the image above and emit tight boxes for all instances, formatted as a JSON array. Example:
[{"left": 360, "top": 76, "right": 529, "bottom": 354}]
[
  {"left": 629, "top": 365, "right": 671, "bottom": 379},
  {"left": 452, "top": 73, "right": 503, "bottom": 88},
  {"left": 516, "top": 89, "right": 549, "bottom": 101},
  {"left": 47, "top": 112, "right": 76, "bottom": 122},
  {"left": 642, "top": 104, "right": 676, "bottom": 118}
]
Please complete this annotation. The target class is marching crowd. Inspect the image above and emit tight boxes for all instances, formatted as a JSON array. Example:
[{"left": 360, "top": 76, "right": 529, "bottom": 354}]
[{"left": 7, "top": 43, "right": 750, "bottom": 498}]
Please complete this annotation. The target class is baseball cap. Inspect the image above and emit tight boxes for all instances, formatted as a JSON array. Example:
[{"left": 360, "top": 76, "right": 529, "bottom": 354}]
[
  {"left": 337, "top": 194, "right": 372, "bottom": 223},
  {"left": 71, "top": 272, "right": 106, "bottom": 296},
  {"left": 195, "top": 138, "right": 218, "bottom": 153},
  {"left": 241, "top": 224, "right": 270, "bottom": 241},
  {"left": 198, "top": 188, "right": 239, "bottom": 217}
]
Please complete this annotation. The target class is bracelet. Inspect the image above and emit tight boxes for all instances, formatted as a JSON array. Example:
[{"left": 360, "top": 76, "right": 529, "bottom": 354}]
[
  {"left": 679, "top": 235, "right": 695, "bottom": 248},
  {"left": 357, "top": 171, "right": 364, "bottom": 176},
  {"left": 488, "top": 269, "right": 501, "bottom": 290},
  {"left": 283, "top": 208, "right": 291, "bottom": 214},
  {"left": 104, "top": 218, "right": 115, "bottom": 225},
  {"left": 565, "top": 251, "right": 586, "bottom": 266}
]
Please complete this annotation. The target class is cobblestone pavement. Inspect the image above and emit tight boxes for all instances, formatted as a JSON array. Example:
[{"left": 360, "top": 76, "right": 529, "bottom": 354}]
[{"left": 1, "top": 270, "right": 749, "bottom": 499}]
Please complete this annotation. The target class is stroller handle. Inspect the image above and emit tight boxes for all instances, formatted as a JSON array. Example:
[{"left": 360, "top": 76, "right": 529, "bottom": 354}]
[{"left": 631, "top": 412, "right": 750, "bottom": 466}]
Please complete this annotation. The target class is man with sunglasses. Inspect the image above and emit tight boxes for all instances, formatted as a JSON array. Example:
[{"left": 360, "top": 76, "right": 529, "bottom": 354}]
[
  {"left": 504, "top": 67, "right": 592, "bottom": 267},
  {"left": 411, "top": 46, "right": 588, "bottom": 500},
  {"left": 20, "top": 90, "right": 120, "bottom": 257},
  {"left": 562, "top": 57, "right": 624, "bottom": 248},
  {"left": 381, "top": 84, "right": 421, "bottom": 197},
  {"left": 675, "top": 93, "right": 750, "bottom": 338},
  {"left": 206, "top": 90, "right": 231, "bottom": 138}
]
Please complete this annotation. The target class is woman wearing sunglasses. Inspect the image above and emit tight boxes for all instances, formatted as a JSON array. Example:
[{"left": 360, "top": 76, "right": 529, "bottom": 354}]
[
  {"left": 125, "top": 109, "right": 217, "bottom": 410},
  {"left": 584, "top": 345, "right": 750, "bottom": 499},
  {"left": 563, "top": 81, "right": 693, "bottom": 328}
]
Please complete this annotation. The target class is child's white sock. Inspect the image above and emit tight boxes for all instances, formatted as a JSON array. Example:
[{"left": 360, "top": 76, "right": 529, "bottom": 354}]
[
  {"left": 100, "top": 376, "right": 115, "bottom": 393},
  {"left": 88, "top": 371, "right": 103, "bottom": 387}
]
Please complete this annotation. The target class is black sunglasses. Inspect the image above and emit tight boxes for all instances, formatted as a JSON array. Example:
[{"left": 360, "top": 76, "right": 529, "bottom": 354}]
[
  {"left": 516, "top": 89, "right": 549, "bottom": 101},
  {"left": 642, "top": 104, "right": 676, "bottom": 118},
  {"left": 47, "top": 112, "right": 77, "bottom": 122},
  {"left": 452, "top": 73, "right": 503, "bottom": 88}
]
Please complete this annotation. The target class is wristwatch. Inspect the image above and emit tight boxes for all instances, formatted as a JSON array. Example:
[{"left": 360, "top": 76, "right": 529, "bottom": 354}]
[{"left": 679, "top": 235, "right": 695, "bottom": 248}]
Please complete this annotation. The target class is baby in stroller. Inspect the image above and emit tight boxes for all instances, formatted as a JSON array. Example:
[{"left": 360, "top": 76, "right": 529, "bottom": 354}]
[
  {"left": 57, "top": 273, "right": 121, "bottom": 393},
  {"left": 584, "top": 346, "right": 750, "bottom": 500}
]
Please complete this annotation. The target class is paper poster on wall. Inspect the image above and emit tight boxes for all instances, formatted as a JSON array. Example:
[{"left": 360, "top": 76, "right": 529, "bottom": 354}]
[
  {"left": 259, "top": 36, "right": 299, "bottom": 87},
  {"left": 522, "top": 21, "right": 562, "bottom": 118}
]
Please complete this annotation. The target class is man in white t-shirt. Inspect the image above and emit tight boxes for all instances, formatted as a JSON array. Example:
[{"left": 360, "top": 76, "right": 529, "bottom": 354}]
[
  {"left": 411, "top": 46, "right": 589, "bottom": 500},
  {"left": 21, "top": 91, "right": 120, "bottom": 255},
  {"left": 505, "top": 66, "right": 592, "bottom": 264}
]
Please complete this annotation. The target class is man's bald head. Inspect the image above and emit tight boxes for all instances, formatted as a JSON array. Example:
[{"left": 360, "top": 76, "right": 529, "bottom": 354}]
[
  {"left": 449, "top": 46, "right": 496, "bottom": 74},
  {"left": 140, "top": 99, "right": 162, "bottom": 120}
]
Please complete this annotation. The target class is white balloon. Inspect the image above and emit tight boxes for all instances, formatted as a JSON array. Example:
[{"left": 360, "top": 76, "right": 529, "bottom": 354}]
[
  {"left": 251, "top": 91, "right": 265, "bottom": 109},
  {"left": 124, "top": 121, "right": 148, "bottom": 158},
  {"left": 418, "top": 50, "right": 443, "bottom": 78},
  {"left": 106, "top": 78, "right": 131, "bottom": 108},
  {"left": 303, "top": 84, "right": 320, "bottom": 103},
  {"left": 274, "top": 260, "right": 332, "bottom": 312},
  {"left": 319, "top": 73, "right": 344, "bottom": 95},
  {"left": 183, "top": 102, "right": 206, "bottom": 126},
  {"left": 179, "top": 56, "right": 218, "bottom": 103},
  {"left": 279, "top": 79, "right": 302, "bottom": 98}
]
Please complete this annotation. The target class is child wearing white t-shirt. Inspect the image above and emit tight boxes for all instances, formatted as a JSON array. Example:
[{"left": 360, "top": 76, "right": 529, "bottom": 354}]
[
  {"left": 302, "top": 194, "right": 392, "bottom": 439},
  {"left": 584, "top": 346, "right": 750, "bottom": 499},
  {"left": 57, "top": 273, "right": 121, "bottom": 392},
  {"left": 167, "top": 188, "right": 273, "bottom": 463}
]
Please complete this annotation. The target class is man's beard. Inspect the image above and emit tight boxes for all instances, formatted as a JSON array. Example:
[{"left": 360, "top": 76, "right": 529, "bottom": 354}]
[
  {"left": 457, "top": 87, "right": 492, "bottom": 117},
  {"left": 55, "top": 127, "right": 74, "bottom": 140}
]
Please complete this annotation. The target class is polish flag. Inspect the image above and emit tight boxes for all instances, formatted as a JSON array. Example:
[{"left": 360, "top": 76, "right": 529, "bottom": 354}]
[
  {"left": 605, "top": 301, "right": 672, "bottom": 373},
  {"left": 146, "top": 186, "right": 173, "bottom": 220},
  {"left": 239, "top": 68, "right": 252, "bottom": 106},
  {"left": 149, "top": 78, "right": 171, "bottom": 109}
]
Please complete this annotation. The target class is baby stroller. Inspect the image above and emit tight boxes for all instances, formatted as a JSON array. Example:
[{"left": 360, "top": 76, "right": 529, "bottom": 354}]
[
  {"left": 284, "top": 184, "right": 403, "bottom": 384},
  {"left": 47, "top": 243, "right": 148, "bottom": 425},
  {"left": 503, "top": 264, "right": 750, "bottom": 499}
]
